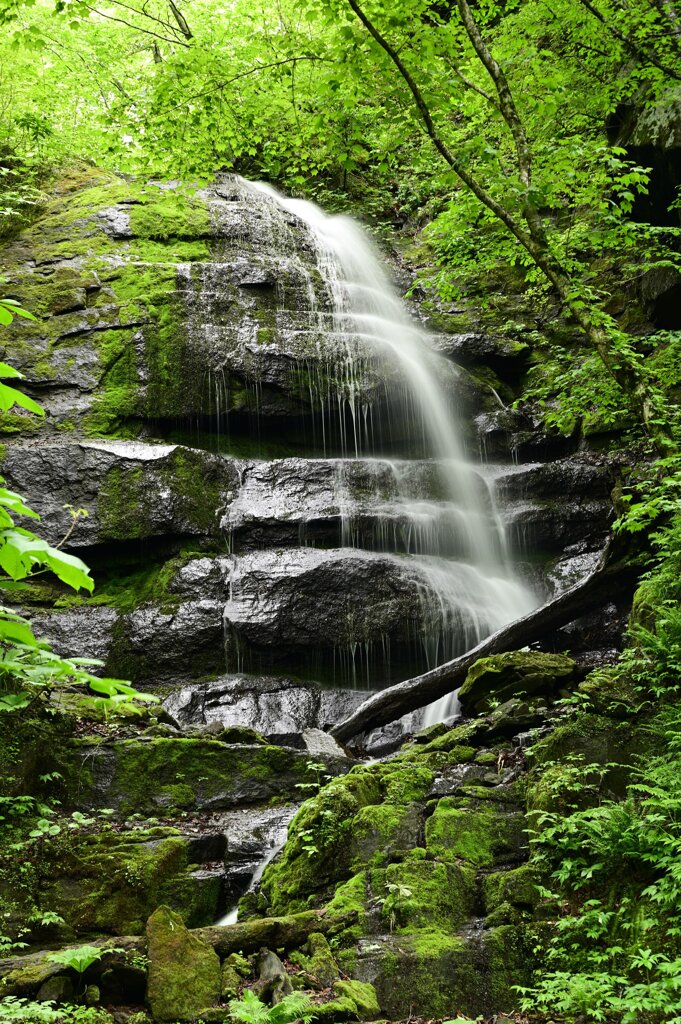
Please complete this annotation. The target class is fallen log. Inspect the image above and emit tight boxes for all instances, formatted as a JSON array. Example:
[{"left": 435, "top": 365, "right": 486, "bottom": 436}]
[
  {"left": 0, "top": 911, "right": 358, "bottom": 995},
  {"left": 195, "top": 908, "right": 357, "bottom": 958},
  {"left": 330, "top": 545, "right": 642, "bottom": 744}
]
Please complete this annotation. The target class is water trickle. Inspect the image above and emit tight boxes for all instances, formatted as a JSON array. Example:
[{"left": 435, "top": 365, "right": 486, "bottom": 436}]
[{"left": 224, "top": 178, "right": 537, "bottom": 723}]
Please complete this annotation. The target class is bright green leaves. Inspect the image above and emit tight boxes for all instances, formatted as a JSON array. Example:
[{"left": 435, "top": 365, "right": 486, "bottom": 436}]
[
  {"left": 0, "top": 298, "right": 35, "bottom": 325},
  {"left": 47, "top": 944, "right": 108, "bottom": 974},
  {"left": 0, "top": 484, "right": 39, "bottom": 524},
  {"left": 0, "top": 527, "right": 93, "bottom": 591},
  {"left": 0, "top": 625, "right": 158, "bottom": 715},
  {"left": 0, "top": 477, "right": 93, "bottom": 592},
  {"left": 0, "top": 290, "right": 44, "bottom": 419},
  {"left": 0, "top": 302, "right": 44, "bottom": 417}
]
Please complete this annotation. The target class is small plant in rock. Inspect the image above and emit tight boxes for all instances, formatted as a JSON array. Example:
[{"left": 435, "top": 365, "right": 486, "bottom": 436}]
[
  {"left": 47, "top": 943, "right": 122, "bottom": 994},
  {"left": 228, "top": 989, "right": 316, "bottom": 1024},
  {"left": 295, "top": 760, "right": 333, "bottom": 795},
  {"left": 373, "top": 881, "right": 413, "bottom": 933},
  {"left": 47, "top": 944, "right": 108, "bottom": 974}
]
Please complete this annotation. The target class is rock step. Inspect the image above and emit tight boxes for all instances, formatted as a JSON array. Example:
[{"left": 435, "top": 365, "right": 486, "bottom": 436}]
[
  {"left": 3, "top": 441, "right": 612, "bottom": 562},
  {"left": 28, "top": 538, "right": 598, "bottom": 689}
]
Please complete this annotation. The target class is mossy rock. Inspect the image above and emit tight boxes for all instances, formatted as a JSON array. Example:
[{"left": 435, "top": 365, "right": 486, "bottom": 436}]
[
  {"left": 412, "top": 721, "right": 482, "bottom": 755},
  {"left": 458, "top": 651, "right": 576, "bottom": 715},
  {"left": 349, "top": 802, "right": 423, "bottom": 869},
  {"left": 527, "top": 712, "right": 653, "bottom": 811},
  {"left": 356, "top": 930, "right": 473, "bottom": 1019},
  {"left": 72, "top": 736, "right": 345, "bottom": 817},
  {"left": 307, "top": 932, "right": 340, "bottom": 988},
  {"left": 313, "top": 995, "right": 360, "bottom": 1022},
  {"left": 483, "top": 865, "right": 541, "bottom": 913},
  {"left": 577, "top": 667, "right": 640, "bottom": 718},
  {"left": 425, "top": 797, "right": 526, "bottom": 867},
  {"left": 261, "top": 769, "right": 382, "bottom": 914},
  {"left": 146, "top": 905, "right": 221, "bottom": 1022},
  {"left": 39, "top": 828, "right": 220, "bottom": 935},
  {"left": 383, "top": 859, "right": 476, "bottom": 931},
  {"left": 322, "top": 872, "right": 370, "bottom": 944},
  {"left": 333, "top": 980, "right": 380, "bottom": 1019}
]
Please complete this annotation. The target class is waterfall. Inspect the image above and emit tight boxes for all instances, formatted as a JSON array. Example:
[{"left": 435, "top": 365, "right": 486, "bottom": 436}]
[{"left": 233, "top": 178, "right": 537, "bottom": 724}]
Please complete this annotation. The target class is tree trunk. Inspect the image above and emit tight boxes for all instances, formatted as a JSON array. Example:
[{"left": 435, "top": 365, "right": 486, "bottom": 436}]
[
  {"left": 330, "top": 550, "right": 642, "bottom": 744},
  {"left": 195, "top": 909, "right": 357, "bottom": 958}
]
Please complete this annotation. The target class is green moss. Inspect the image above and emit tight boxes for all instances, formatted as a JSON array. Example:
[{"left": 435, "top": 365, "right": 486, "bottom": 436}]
[
  {"left": 305, "top": 932, "right": 340, "bottom": 988},
  {"left": 71, "top": 736, "right": 317, "bottom": 818},
  {"left": 333, "top": 981, "right": 380, "bottom": 1019},
  {"left": 0, "top": 412, "right": 43, "bottom": 435},
  {"left": 372, "top": 931, "right": 472, "bottom": 1019},
  {"left": 416, "top": 721, "right": 482, "bottom": 754},
  {"left": 43, "top": 829, "right": 221, "bottom": 934},
  {"left": 425, "top": 797, "right": 525, "bottom": 867},
  {"left": 483, "top": 865, "right": 541, "bottom": 913},
  {"left": 99, "top": 465, "right": 145, "bottom": 538},
  {"left": 127, "top": 186, "right": 210, "bottom": 244},
  {"left": 480, "top": 924, "right": 532, "bottom": 1010},
  {"left": 165, "top": 447, "right": 224, "bottom": 533},
  {"left": 324, "top": 872, "right": 369, "bottom": 945},
  {"left": 445, "top": 745, "right": 477, "bottom": 765},
  {"left": 313, "top": 996, "right": 358, "bottom": 1022},
  {"left": 84, "top": 326, "right": 143, "bottom": 437},
  {"left": 458, "top": 651, "right": 576, "bottom": 714},
  {"left": 146, "top": 905, "right": 221, "bottom": 1022},
  {"left": 350, "top": 802, "right": 420, "bottom": 868},
  {"left": 384, "top": 860, "right": 476, "bottom": 932},
  {"left": 96, "top": 450, "right": 225, "bottom": 541},
  {"left": 262, "top": 769, "right": 382, "bottom": 914},
  {"left": 380, "top": 763, "right": 433, "bottom": 803}
]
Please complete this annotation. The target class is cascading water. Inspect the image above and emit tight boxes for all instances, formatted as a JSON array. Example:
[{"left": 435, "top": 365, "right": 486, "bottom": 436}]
[{"left": 225, "top": 179, "right": 537, "bottom": 724}]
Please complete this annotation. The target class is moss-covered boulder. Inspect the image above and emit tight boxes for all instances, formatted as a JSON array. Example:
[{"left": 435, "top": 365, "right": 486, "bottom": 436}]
[
  {"left": 306, "top": 932, "right": 340, "bottom": 988},
  {"left": 458, "top": 651, "right": 577, "bottom": 714},
  {"left": 0, "top": 169, "right": 386, "bottom": 439},
  {"left": 38, "top": 827, "right": 220, "bottom": 935},
  {"left": 70, "top": 736, "right": 350, "bottom": 816},
  {"left": 146, "top": 905, "right": 221, "bottom": 1021},
  {"left": 425, "top": 797, "right": 527, "bottom": 866}
]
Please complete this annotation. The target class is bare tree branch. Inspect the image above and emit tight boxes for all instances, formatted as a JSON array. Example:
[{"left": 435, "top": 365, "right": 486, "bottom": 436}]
[
  {"left": 81, "top": 3, "right": 190, "bottom": 47},
  {"left": 575, "top": 0, "right": 681, "bottom": 79},
  {"left": 168, "top": 0, "right": 193, "bottom": 39},
  {"left": 331, "top": 546, "right": 642, "bottom": 742},
  {"left": 151, "top": 55, "right": 330, "bottom": 117},
  {"left": 443, "top": 58, "right": 500, "bottom": 110}
]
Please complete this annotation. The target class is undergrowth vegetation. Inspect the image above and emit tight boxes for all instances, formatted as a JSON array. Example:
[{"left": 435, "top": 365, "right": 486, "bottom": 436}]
[{"left": 520, "top": 520, "right": 681, "bottom": 1023}]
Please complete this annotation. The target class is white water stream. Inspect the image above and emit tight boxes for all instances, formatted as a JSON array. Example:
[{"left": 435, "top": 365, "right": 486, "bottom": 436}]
[{"left": 237, "top": 179, "right": 537, "bottom": 724}]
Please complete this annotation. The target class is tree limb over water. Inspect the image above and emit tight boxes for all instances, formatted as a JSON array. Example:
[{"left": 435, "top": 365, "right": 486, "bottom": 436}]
[{"left": 330, "top": 543, "right": 642, "bottom": 744}]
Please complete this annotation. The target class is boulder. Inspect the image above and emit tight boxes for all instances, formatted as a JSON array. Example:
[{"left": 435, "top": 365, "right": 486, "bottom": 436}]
[
  {"left": 306, "top": 932, "right": 340, "bottom": 988},
  {"left": 146, "top": 905, "right": 221, "bottom": 1022},
  {"left": 2, "top": 440, "right": 239, "bottom": 547},
  {"left": 458, "top": 651, "right": 577, "bottom": 714},
  {"left": 69, "top": 736, "right": 351, "bottom": 815}
]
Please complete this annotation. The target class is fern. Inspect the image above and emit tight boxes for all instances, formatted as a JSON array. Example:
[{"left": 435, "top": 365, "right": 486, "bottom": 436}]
[{"left": 228, "top": 990, "right": 316, "bottom": 1024}]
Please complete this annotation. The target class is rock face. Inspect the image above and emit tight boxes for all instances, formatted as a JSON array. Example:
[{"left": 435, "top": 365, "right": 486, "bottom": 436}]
[
  {"left": 0, "top": 173, "right": 626, "bottom": 1022},
  {"left": 0, "top": 169, "right": 615, "bottom": 706},
  {"left": 146, "top": 905, "right": 221, "bottom": 1021},
  {"left": 70, "top": 735, "right": 351, "bottom": 815}
]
